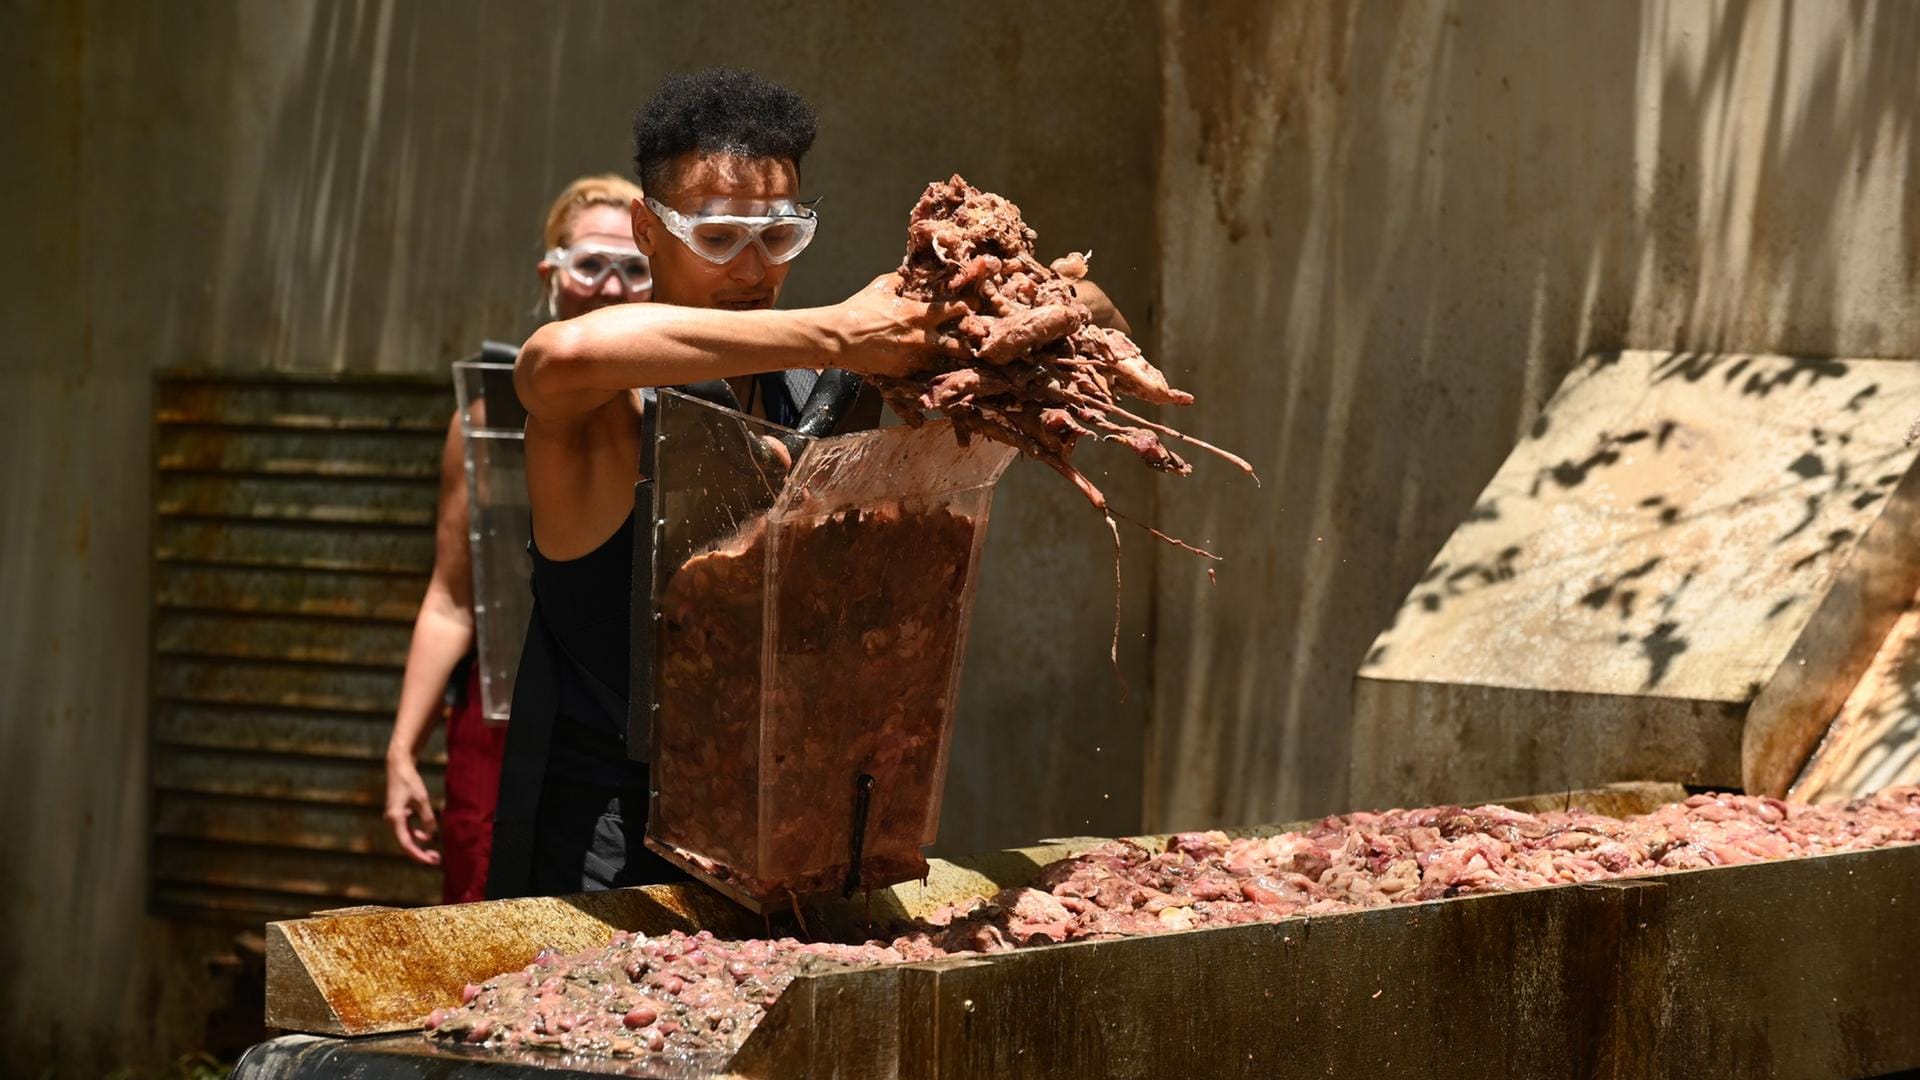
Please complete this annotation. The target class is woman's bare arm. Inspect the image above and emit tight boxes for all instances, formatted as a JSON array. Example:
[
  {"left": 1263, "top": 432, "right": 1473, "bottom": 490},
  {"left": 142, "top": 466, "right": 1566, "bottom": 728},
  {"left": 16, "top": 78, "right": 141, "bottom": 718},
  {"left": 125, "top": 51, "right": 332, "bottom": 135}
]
[{"left": 384, "top": 414, "right": 477, "bottom": 866}]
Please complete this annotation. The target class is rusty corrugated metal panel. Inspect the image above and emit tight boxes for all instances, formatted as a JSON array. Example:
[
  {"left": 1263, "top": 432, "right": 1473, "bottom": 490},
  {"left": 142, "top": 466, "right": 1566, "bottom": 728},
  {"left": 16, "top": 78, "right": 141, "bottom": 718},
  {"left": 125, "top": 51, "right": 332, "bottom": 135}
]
[
  {"left": 153, "top": 840, "right": 440, "bottom": 903},
  {"left": 151, "top": 371, "right": 453, "bottom": 923},
  {"left": 156, "top": 565, "right": 426, "bottom": 620},
  {"left": 154, "top": 884, "right": 384, "bottom": 925},
  {"left": 154, "top": 748, "right": 438, "bottom": 806},
  {"left": 155, "top": 612, "right": 412, "bottom": 666},
  {"left": 154, "top": 704, "right": 444, "bottom": 764},
  {"left": 157, "top": 427, "right": 443, "bottom": 478},
  {"left": 154, "top": 795, "right": 430, "bottom": 853},
  {"left": 156, "top": 658, "right": 401, "bottom": 714},
  {"left": 155, "top": 520, "right": 434, "bottom": 573},
  {"left": 157, "top": 378, "right": 451, "bottom": 432},
  {"left": 159, "top": 474, "right": 435, "bottom": 526}
]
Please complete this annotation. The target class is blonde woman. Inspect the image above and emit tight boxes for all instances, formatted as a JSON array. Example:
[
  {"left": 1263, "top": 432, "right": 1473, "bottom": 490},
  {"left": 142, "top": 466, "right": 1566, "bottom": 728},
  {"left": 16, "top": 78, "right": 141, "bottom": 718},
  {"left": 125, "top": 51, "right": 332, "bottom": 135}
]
[{"left": 384, "top": 175, "right": 650, "bottom": 903}]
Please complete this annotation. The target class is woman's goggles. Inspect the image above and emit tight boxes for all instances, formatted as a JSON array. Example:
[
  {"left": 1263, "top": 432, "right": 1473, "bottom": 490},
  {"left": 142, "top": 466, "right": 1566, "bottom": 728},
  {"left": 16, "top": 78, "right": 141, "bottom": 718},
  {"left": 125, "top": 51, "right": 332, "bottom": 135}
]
[
  {"left": 547, "top": 244, "right": 652, "bottom": 294},
  {"left": 644, "top": 196, "right": 819, "bottom": 266}
]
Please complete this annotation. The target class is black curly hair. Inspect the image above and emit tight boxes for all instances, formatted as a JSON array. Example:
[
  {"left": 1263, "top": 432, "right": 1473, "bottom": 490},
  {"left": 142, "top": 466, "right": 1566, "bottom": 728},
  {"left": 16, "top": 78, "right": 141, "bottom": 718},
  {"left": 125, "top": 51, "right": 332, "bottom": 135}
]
[{"left": 632, "top": 68, "right": 818, "bottom": 197}]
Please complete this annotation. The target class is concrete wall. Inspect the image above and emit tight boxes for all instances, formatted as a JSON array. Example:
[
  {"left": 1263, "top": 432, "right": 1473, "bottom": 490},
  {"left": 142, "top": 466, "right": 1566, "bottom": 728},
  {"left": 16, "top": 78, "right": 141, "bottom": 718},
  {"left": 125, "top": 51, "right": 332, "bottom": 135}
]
[
  {"left": 9, "top": 0, "right": 1920, "bottom": 1072},
  {"left": 0, "top": 1, "right": 1156, "bottom": 1072},
  {"left": 1148, "top": 0, "right": 1920, "bottom": 831}
]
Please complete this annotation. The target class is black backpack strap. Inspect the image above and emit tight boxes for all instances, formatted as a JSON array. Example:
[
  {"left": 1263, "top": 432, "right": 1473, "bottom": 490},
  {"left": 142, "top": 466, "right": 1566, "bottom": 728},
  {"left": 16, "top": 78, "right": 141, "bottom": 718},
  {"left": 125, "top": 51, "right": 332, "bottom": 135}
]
[{"left": 478, "top": 339, "right": 520, "bottom": 364}]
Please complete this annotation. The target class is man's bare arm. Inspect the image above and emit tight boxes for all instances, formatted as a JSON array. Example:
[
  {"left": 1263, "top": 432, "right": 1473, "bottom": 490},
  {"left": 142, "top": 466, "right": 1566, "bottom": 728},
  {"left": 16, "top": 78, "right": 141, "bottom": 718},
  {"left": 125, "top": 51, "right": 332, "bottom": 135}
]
[{"left": 516, "top": 274, "right": 968, "bottom": 421}]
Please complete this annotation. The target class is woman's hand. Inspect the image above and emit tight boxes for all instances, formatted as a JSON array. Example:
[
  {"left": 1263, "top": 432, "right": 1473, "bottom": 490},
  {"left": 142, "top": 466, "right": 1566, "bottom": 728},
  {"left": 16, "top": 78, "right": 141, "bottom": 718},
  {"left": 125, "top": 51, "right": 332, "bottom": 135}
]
[
  {"left": 385, "top": 752, "right": 441, "bottom": 866},
  {"left": 826, "top": 273, "right": 972, "bottom": 378}
]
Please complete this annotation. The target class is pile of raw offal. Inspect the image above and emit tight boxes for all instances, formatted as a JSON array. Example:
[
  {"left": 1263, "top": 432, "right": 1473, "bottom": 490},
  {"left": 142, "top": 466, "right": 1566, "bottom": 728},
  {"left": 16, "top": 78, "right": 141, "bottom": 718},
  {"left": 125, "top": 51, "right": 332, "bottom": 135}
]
[
  {"left": 424, "top": 931, "right": 901, "bottom": 1057},
  {"left": 651, "top": 503, "right": 979, "bottom": 901},
  {"left": 427, "top": 786, "right": 1920, "bottom": 1060},
  {"left": 871, "top": 175, "right": 1253, "bottom": 534}
]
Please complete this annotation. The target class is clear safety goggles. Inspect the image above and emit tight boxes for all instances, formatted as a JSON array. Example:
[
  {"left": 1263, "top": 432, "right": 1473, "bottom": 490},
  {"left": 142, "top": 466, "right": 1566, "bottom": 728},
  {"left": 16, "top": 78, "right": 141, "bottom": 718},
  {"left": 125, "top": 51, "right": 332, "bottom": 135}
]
[
  {"left": 546, "top": 243, "right": 652, "bottom": 294},
  {"left": 643, "top": 196, "right": 820, "bottom": 266}
]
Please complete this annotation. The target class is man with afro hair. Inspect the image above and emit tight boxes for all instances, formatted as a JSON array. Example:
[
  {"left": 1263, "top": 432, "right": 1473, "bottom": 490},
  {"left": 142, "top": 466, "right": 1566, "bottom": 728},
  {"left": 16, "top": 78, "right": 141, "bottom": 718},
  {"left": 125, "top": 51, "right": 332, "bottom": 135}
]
[{"left": 489, "top": 69, "right": 975, "bottom": 899}]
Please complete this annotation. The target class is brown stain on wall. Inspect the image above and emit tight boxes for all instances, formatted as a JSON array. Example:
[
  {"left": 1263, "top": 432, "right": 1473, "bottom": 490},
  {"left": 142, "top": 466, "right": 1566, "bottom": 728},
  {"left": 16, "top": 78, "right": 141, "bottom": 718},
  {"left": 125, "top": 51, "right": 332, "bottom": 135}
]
[
  {"left": 1150, "top": 0, "right": 1920, "bottom": 837},
  {"left": 7, "top": 2, "right": 1163, "bottom": 1072},
  {"left": 1172, "top": 1, "right": 1350, "bottom": 242}
]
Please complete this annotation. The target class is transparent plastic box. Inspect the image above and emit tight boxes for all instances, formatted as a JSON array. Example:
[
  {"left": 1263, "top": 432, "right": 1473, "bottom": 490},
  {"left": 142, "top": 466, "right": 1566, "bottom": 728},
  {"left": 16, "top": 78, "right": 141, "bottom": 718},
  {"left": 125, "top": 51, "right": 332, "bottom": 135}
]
[
  {"left": 453, "top": 360, "right": 531, "bottom": 725},
  {"left": 642, "top": 389, "right": 1015, "bottom": 906}
]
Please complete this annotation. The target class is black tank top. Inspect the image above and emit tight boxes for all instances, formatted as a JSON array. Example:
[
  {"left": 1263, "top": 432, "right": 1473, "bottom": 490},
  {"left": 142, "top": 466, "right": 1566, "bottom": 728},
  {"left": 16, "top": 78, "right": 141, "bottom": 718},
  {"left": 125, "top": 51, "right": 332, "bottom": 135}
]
[
  {"left": 529, "top": 512, "right": 648, "bottom": 789},
  {"left": 522, "top": 375, "right": 806, "bottom": 790}
]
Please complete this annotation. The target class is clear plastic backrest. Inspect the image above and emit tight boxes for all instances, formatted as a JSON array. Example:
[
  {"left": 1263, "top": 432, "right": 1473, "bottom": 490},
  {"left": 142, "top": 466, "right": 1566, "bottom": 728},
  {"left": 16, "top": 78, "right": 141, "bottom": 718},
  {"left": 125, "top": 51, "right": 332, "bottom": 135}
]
[
  {"left": 757, "top": 423, "right": 1014, "bottom": 885},
  {"left": 647, "top": 391, "right": 801, "bottom": 875},
  {"left": 647, "top": 389, "right": 1014, "bottom": 900},
  {"left": 453, "top": 361, "right": 531, "bottom": 725}
]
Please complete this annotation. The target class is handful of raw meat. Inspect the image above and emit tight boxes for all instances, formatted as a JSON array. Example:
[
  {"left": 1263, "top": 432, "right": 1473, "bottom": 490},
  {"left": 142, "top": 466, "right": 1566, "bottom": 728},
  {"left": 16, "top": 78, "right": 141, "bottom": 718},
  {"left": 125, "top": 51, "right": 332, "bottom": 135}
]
[{"left": 871, "top": 176, "right": 1255, "bottom": 538}]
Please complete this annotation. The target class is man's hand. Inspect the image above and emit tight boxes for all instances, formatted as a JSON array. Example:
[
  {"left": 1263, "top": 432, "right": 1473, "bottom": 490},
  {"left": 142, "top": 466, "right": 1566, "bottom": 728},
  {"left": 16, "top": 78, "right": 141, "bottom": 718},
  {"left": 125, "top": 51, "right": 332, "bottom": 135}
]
[
  {"left": 826, "top": 273, "right": 973, "bottom": 378},
  {"left": 385, "top": 753, "right": 441, "bottom": 866}
]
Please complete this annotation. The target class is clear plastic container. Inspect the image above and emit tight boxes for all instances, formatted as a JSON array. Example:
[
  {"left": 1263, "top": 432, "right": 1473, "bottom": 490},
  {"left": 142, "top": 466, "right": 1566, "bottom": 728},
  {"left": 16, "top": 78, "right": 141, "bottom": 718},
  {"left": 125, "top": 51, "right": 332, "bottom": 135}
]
[
  {"left": 453, "top": 360, "right": 531, "bottom": 726},
  {"left": 644, "top": 389, "right": 1015, "bottom": 905}
]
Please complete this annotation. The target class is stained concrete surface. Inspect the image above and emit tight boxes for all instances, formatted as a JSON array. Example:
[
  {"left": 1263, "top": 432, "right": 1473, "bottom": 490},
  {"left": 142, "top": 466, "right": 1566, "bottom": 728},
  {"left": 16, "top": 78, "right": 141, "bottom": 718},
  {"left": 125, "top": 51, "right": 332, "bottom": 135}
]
[
  {"left": 1794, "top": 575, "right": 1920, "bottom": 802},
  {"left": 1350, "top": 349, "right": 1920, "bottom": 806},
  {"left": 1148, "top": 0, "right": 1920, "bottom": 832},
  {"left": 7, "top": 0, "right": 1920, "bottom": 1073},
  {"left": 0, "top": 1, "right": 1154, "bottom": 1073}
]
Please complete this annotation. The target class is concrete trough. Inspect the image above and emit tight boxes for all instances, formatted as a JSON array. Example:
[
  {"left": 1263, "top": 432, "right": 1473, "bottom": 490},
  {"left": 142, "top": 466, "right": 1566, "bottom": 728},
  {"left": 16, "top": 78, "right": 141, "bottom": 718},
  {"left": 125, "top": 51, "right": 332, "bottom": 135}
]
[{"left": 241, "top": 783, "right": 1920, "bottom": 1078}]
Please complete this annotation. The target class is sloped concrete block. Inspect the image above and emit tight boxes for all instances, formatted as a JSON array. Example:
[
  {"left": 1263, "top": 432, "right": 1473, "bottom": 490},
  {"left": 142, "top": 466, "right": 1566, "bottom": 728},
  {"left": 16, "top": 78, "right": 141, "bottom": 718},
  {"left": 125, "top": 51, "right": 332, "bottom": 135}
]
[
  {"left": 1352, "top": 350, "right": 1920, "bottom": 806},
  {"left": 1792, "top": 576, "right": 1920, "bottom": 803}
]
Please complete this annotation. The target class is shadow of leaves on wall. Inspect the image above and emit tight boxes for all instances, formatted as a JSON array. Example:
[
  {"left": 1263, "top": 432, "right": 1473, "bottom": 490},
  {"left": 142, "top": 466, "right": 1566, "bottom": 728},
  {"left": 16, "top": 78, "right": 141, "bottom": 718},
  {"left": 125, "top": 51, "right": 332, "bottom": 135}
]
[
  {"left": 1152, "top": 0, "right": 1920, "bottom": 826},
  {"left": 1363, "top": 349, "right": 1912, "bottom": 704}
]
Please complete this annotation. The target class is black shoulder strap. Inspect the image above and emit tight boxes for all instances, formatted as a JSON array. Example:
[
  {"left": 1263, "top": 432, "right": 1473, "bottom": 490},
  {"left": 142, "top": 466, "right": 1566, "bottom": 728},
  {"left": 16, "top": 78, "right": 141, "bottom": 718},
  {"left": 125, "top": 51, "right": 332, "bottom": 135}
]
[{"left": 478, "top": 339, "right": 520, "bottom": 364}]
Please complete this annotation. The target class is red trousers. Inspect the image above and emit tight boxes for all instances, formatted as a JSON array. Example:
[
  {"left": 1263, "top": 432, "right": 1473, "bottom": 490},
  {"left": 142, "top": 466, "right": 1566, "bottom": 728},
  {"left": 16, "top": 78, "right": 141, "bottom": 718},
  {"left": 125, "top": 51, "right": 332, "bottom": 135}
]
[{"left": 440, "top": 664, "right": 510, "bottom": 904}]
